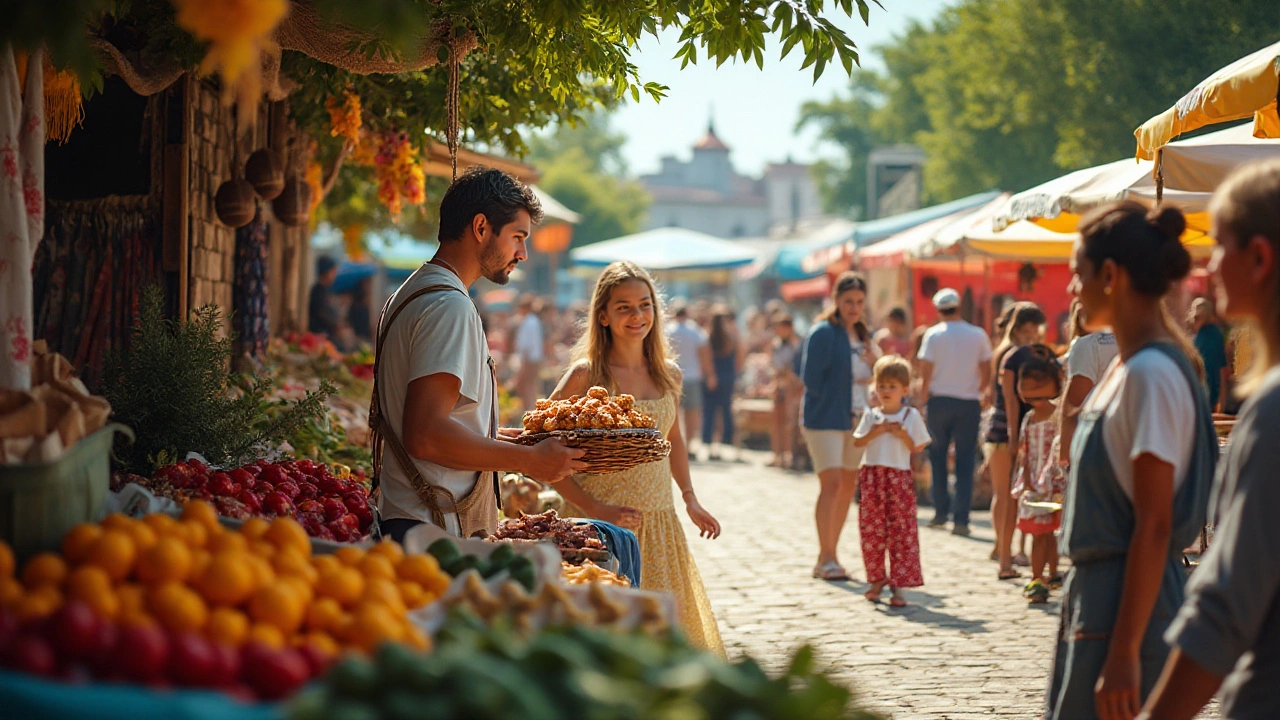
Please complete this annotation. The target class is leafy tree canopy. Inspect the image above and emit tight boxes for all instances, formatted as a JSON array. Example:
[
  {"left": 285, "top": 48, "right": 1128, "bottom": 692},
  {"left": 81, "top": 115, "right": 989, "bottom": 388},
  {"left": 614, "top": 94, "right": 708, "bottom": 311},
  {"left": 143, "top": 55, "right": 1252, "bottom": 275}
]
[
  {"left": 801, "top": 0, "right": 1280, "bottom": 217},
  {"left": 5, "top": 0, "right": 885, "bottom": 156},
  {"left": 3, "top": 0, "right": 884, "bottom": 230}
]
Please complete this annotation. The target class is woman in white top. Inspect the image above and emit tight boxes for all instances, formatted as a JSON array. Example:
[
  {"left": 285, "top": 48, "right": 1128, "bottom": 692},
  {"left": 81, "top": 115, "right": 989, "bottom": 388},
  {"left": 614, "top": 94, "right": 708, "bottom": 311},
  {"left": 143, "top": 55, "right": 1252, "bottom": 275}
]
[{"left": 1058, "top": 299, "right": 1120, "bottom": 466}]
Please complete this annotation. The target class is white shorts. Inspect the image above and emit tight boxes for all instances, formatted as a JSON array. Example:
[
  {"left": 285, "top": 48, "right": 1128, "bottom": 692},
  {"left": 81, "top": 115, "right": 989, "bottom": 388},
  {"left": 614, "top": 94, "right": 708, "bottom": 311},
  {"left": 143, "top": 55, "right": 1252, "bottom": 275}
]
[{"left": 802, "top": 428, "right": 866, "bottom": 473}]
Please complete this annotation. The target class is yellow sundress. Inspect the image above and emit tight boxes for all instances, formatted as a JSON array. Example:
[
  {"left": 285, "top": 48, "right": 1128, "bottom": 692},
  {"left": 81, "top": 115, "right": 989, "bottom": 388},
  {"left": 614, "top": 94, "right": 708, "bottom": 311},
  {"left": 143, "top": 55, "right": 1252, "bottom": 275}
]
[{"left": 564, "top": 394, "right": 727, "bottom": 658}]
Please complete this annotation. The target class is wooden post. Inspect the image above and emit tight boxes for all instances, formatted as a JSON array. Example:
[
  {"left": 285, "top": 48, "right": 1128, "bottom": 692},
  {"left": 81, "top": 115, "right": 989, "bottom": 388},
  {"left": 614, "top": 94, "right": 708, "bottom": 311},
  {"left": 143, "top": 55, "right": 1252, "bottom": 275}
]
[{"left": 161, "top": 74, "right": 192, "bottom": 319}]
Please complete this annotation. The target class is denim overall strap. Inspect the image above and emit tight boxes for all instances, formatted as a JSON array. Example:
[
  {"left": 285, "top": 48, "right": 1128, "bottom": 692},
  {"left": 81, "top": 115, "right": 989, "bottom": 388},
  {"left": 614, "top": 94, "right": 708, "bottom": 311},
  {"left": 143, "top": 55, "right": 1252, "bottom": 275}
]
[{"left": 1059, "top": 341, "right": 1216, "bottom": 563}]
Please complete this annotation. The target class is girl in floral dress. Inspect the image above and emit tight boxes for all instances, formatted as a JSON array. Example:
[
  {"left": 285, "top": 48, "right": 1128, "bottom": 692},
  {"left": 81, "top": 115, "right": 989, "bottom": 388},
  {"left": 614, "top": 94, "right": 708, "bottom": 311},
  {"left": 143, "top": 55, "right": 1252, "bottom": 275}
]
[
  {"left": 1011, "top": 347, "right": 1066, "bottom": 604},
  {"left": 549, "top": 261, "right": 725, "bottom": 656}
]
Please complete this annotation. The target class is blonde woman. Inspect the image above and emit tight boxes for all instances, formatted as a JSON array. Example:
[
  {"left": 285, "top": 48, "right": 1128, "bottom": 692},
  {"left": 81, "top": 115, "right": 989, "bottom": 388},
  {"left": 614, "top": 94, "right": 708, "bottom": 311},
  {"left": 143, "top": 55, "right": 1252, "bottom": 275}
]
[
  {"left": 550, "top": 261, "right": 725, "bottom": 657},
  {"left": 1141, "top": 160, "right": 1280, "bottom": 720}
]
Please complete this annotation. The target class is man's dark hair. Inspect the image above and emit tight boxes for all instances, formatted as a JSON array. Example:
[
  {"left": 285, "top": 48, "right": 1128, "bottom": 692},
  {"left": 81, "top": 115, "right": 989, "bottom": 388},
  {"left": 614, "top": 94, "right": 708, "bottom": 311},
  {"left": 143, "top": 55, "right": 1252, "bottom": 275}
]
[{"left": 437, "top": 166, "right": 543, "bottom": 243}]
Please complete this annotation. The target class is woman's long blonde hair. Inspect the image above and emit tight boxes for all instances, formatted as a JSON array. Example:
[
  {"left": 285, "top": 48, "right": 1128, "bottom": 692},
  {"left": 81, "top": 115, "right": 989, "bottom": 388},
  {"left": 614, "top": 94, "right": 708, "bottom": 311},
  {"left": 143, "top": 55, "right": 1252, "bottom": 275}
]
[
  {"left": 1210, "top": 159, "right": 1280, "bottom": 395},
  {"left": 571, "top": 261, "right": 681, "bottom": 397}
]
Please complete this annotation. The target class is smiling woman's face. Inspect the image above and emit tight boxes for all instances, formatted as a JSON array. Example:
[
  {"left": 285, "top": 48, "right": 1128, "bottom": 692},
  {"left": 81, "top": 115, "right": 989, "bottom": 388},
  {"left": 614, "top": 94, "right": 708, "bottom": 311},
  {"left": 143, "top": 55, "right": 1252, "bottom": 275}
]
[{"left": 599, "top": 279, "right": 655, "bottom": 341}]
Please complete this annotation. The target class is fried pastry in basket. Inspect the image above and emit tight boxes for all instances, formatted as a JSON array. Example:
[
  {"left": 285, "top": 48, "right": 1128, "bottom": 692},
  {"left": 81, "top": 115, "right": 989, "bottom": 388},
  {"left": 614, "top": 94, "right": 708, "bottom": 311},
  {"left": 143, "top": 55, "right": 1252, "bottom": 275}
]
[{"left": 521, "top": 386, "right": 657, "bottom": 433}]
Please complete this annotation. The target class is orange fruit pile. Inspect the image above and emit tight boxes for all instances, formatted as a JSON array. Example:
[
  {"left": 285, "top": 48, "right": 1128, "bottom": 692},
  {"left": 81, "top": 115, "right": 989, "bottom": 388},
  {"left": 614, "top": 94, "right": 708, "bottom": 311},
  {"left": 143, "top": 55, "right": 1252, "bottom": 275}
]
[{"left": 0, "top": 501, "right": 450, "bottom": 655}]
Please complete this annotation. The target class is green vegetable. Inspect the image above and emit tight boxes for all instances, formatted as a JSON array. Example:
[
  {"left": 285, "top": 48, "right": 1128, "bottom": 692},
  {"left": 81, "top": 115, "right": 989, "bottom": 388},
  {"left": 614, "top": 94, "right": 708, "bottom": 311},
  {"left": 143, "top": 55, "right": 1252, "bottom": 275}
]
[
  {"left": 293, "top": 613, "right": 883, "bottom": 720},
  {"left": 427, "top": 539, "right": 461, "bottom": 564},
  {"left": 327, "top": 656, "right": 379, "bottom": 700},
  {"left": 509, "top": 558, "right": 536, "bottom": 591},
  {"left": 488, "top": 544, "right": 516, "bottom": 565}
]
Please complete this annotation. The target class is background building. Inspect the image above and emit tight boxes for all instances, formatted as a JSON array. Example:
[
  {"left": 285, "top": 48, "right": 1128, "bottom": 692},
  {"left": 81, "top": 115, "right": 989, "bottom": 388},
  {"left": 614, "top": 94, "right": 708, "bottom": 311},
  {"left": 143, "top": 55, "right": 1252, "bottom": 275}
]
[{"left": 640, "top": 122, "right": 821, "bottom": 238}]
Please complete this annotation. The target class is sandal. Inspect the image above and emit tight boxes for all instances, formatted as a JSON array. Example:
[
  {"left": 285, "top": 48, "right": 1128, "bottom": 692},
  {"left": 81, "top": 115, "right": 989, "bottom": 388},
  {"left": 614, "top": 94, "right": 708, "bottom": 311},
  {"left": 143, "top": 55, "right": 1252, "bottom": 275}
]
[
  {"left": 1048, "top": 574, "right": 1064, "bottom": 590},
  {"left": 864, "top": 581, "right": 887, "bottom": 603},
  {"left": 1013, "top": 553, "right": 1031, "bottom": 567},
  {"left": 998, "top": 568, "right": 1021, "bottom": 580},
  {"left": 1025, "top": 580, "right": 1050, "bottom": 604},
  {"left": 814, "top": 561, "right": 849, "bottom": 581}
]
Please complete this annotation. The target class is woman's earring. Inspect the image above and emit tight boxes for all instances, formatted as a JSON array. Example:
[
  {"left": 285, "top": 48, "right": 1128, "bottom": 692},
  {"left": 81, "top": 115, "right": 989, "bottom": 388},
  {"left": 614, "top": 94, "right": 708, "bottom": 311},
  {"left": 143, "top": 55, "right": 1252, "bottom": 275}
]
[{"left": 1104, "top": 287, "right": 1112, "bottom": 295}]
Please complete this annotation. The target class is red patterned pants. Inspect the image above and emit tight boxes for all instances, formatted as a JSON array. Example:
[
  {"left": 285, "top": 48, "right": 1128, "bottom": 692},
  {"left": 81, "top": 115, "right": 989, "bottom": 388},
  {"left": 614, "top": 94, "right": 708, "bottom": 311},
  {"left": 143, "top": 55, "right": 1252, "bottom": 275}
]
[{"left": 858, "top": 465, "right": 924, "bottom": 588}]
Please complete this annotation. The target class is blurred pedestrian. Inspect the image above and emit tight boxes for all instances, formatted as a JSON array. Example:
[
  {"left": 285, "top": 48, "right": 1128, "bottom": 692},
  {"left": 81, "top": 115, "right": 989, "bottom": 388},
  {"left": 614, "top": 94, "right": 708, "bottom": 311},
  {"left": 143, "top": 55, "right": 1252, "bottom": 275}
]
[
  {"left": 308, "top": 255, "right": 341, "bottom": 337},
  {"left": 986, "top": 302, "right": 1046, "bottom": 578},
  {"left": 513, "top": 294, "right": 546, "bottom": 411},
  {"left": 801, "top": 272, "right": 878, "bottom": 581},
  {"left": 668, "top": 300, "right": 714, "bottom": 459},
  {"left": 918, "top": 288, "right": 993, "bottom": 537},
  {"left": 347, "top": 276, "right": 374, "bottom": 346},
  {"left": 1189, "top": 297, "right": 1228, "bottom": 412},
  {"left": 1058, "top": 299, "right": 1118, "bottom": 471},
  {"left": 874, "top": 307, "right": 914, "bottom": 359},
  {"left": 703, "top": 305, "right": 744, "bottom": 461},
  {"left": 769, "top": 313, "right": 802, "bottom": 468}
]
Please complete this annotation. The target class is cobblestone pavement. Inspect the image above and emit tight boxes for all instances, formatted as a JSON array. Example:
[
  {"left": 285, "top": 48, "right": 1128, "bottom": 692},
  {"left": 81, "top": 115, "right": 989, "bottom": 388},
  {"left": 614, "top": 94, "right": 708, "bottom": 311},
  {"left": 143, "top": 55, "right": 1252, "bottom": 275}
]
[{"left": 679, "top": 452, "right": 1218, "bottom": 720}]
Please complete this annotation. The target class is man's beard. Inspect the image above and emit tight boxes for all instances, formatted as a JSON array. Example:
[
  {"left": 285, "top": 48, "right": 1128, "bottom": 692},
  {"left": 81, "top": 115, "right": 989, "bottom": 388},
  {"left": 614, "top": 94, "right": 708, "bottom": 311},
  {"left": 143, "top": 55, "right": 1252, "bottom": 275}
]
[{"left": 480, "top": 240, "right": 515, "bottom": 285}]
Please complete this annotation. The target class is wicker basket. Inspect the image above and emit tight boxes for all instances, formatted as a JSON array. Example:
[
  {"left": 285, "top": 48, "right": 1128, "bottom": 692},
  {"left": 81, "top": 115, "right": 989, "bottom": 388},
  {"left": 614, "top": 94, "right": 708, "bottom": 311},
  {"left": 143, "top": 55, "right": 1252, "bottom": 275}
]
[{"left": 511, "top": 428, "right": 670, "bottom": 474}]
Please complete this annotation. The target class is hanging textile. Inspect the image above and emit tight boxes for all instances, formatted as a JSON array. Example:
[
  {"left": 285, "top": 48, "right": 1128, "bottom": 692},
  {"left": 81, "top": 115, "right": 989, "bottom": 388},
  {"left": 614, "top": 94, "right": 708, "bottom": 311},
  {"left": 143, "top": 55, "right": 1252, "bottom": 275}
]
[
  {"left": 234, "top": 208, "right": 270, "bottom": 360},
  {"left": 32, "top": 195, "right": 161, "bottom": 390},
  {"left": 0, "top": 45, "right": 45, "bottom": 390}
]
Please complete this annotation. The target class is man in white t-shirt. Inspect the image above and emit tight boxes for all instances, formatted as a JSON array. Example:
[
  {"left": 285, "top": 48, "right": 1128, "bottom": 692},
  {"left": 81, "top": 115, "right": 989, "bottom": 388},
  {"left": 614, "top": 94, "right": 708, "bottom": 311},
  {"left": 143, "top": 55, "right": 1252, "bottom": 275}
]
[
  {"left": 372, "top": 167, "right": 584, "bottom": 542},
  {"left": 668, "top": 301, "right": 716, "bottom": 458},
  {"left": 512, "top": 294, "right": 546, "bottom": 412},
  {"left": 916, "top": 288, "right": 993, "bottom": 536}
]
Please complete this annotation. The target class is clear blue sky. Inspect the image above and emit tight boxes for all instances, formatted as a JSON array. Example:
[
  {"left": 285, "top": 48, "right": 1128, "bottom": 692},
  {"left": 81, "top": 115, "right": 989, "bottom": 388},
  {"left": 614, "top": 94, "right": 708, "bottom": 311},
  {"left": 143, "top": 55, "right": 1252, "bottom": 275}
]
[{"left": 612, "top": 0, "right": 954, "bottom": 178}]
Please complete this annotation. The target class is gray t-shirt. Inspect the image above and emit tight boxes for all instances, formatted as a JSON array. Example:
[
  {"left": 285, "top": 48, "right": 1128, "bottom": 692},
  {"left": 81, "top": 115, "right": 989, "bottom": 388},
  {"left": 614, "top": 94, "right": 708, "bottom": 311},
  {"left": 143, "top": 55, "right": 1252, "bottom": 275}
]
[
  {"left": 1167, "top": 366, "right": 1280, "bottom": 719},
  {"left": 376, "top": 264, "right": 493, "bottom": 536}
]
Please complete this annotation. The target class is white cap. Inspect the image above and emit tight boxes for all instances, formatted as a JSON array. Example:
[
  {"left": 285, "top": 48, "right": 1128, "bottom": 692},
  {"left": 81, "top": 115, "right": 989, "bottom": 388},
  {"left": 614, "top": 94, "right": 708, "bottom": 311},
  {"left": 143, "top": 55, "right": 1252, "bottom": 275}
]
[{"left": 933, "top": 288, "right": 961, "bottom": 310}]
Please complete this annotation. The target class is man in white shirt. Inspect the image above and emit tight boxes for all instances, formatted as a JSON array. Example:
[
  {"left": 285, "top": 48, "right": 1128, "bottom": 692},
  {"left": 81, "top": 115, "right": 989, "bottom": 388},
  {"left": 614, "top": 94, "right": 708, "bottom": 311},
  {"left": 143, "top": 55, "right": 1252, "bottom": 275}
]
[
  {"left": 668, "top": 300, "right": 716, "bottom": 458},
  {"left": 916, "top": 288, "right": 993, "bottom": 536},
  {"left": 512, "top": 294, "right": 546, "bottom": 412},
  {"left": 372, "top": 167, "right": 584, "bottom": 542}
]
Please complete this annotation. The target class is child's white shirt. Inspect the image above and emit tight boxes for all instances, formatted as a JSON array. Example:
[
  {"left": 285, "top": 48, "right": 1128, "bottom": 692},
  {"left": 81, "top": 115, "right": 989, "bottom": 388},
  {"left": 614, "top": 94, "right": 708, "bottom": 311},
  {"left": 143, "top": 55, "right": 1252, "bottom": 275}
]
[{"left": 853, "top": 406, "right": 931, "bottom": 470}]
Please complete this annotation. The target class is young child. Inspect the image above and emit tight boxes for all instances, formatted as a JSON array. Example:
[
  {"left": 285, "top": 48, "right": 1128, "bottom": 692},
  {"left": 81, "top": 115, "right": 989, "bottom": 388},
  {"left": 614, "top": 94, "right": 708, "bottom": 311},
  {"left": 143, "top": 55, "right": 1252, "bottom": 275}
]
[
  {"left": 1010, "top": 347, "right": 1067, "bottom": 604},
  {"left": 853, "top": 355, "right": 932, "bottom": 607}
]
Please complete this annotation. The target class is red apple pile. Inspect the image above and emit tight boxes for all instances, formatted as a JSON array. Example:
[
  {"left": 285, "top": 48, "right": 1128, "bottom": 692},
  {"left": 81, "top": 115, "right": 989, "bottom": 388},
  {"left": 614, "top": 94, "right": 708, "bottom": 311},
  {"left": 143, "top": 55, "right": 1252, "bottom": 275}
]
[
  {"left": 145, "top": 459, "right": 374, "bottom": 543},
  {"left": 0, "top": 601, "right": 331, "bottom": 700}
]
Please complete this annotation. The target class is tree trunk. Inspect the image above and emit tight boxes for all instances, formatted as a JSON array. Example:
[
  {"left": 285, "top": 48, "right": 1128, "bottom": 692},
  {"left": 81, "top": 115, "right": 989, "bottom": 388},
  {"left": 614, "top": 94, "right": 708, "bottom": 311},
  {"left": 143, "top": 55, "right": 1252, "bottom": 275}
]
[{"left": 0, "top": 45, "right": 45, "bottom": 391}]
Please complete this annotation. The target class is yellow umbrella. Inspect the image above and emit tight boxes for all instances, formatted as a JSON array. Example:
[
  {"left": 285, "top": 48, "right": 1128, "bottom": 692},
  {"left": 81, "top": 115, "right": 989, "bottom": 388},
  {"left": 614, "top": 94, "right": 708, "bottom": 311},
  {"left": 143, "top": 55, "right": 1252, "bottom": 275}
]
[
  {"left": 966, "top": 207, "right": 1215, "bottom": 261},
  {"left": 1135, "top": 40, "right": 1280, "bottom": 161}
]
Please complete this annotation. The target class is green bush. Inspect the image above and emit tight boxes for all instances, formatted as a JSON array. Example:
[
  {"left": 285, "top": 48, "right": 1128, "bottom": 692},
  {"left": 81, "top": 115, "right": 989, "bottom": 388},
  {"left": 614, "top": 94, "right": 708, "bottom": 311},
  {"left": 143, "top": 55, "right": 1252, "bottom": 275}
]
[{"left": 104, "top": 286, "right": 333, "bottom": 473}]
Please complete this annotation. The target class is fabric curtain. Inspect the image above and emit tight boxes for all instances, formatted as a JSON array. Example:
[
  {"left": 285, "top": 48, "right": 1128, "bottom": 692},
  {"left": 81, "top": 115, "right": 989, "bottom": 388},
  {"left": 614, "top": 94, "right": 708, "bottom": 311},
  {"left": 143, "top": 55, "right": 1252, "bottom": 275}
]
[
  {"left": 234, "top": 208, "right": 270, "bottom": 360},
  {"left": 0, "top": 45, "right": 45, "bottom": 390},
  {"left": 33, "top": 195, "right": 161, "bottom": 390}
]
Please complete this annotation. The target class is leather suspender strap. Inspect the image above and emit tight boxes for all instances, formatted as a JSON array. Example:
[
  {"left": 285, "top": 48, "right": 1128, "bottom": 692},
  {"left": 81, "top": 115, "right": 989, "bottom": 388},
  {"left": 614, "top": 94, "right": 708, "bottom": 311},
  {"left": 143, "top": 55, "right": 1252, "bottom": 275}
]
[{"left": 368, "top": 283, "right": 469, "bottom": 530}]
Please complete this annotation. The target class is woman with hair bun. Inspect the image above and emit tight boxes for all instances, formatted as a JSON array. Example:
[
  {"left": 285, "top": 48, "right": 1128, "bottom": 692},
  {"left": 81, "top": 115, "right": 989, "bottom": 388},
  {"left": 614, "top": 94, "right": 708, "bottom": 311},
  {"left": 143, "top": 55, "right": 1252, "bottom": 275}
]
[{"left": 1045, "top": 202, "right": 1217, "bottom": 720}]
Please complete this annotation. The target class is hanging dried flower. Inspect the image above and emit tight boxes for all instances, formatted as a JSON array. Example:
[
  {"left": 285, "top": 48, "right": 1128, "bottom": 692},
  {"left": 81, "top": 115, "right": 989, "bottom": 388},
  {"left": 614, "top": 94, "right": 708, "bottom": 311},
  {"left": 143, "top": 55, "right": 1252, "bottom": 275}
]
[
  {"left": 14, "top": 52, "right": 83, "bottom": 145},
  {"left": 372, "top": 131, "right": 426, "bottom": 222},
  {"left": 171, "top": 0, "right": 290, "bottom": 110},
  {"left": 350, "top": 128, "right": 378, "bottom": 167},
  {"left": 304, "top": 160, "right": 324, "bottom": 214},
  {"left": 325, "top": 90, "right": 362, "bottom": 144}
]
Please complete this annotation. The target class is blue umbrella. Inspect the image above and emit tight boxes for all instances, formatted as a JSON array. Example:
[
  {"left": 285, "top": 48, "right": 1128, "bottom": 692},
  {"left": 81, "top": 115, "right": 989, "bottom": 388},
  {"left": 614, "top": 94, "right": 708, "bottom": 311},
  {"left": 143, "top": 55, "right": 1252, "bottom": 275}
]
[{"left": 570, "top": 227, "right": 758, "bottom": 271}]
